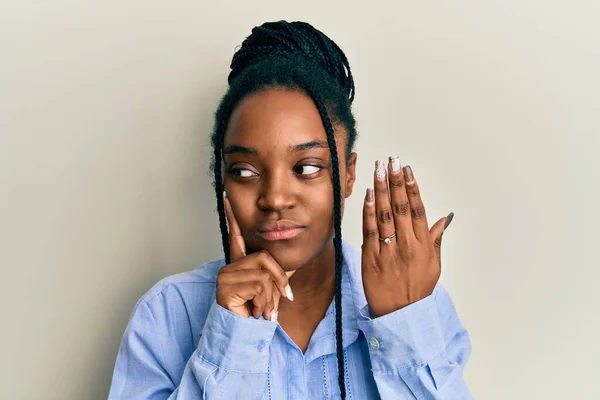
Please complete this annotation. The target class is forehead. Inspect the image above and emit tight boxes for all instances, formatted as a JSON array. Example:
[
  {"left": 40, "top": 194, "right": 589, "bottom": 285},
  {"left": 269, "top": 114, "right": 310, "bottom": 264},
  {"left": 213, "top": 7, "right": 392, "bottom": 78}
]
[{"left": 224, "top": 88, "right": 346, "bottom": 151}]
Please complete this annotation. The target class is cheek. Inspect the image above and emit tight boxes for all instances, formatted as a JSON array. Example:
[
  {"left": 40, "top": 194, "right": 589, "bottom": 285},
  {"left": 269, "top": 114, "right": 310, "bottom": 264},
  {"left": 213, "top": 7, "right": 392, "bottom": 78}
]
[
  {"left": 226, "top": 190, "right": 254, "bottom": 229},
  {"left": 310, "top": 188, "right": 336, "bottom": 227}
]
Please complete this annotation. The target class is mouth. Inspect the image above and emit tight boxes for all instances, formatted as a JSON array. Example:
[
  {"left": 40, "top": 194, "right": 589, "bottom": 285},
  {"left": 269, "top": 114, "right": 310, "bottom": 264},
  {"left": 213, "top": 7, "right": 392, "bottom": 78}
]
[{"left": 256, "top": 220, "right": 307, "bottom": 241}]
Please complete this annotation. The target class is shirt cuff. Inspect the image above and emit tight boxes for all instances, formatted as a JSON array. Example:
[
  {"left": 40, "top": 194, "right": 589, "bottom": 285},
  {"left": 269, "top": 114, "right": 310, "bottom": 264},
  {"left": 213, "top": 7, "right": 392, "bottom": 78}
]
[
  {"left": 357, "top": 287, "right": 445, "bottom": 371},
  {"left": 197, "top": 301, "right": 278, "bottom": 373}
]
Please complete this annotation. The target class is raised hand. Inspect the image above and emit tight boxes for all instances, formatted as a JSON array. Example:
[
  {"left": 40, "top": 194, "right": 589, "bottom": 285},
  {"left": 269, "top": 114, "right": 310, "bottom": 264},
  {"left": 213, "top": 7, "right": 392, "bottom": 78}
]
[
  {"left": 361, "top": 157, "right": 454, "bottom": 317},
  {"left": 216, "top": 193, "right": 294, "bottom": 321}
]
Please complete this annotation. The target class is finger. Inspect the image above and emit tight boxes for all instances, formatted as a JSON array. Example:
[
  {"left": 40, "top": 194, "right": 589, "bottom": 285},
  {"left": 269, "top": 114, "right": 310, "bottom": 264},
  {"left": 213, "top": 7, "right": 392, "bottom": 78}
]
[
  {"left": 223, "top": 192, "right": 246, "bottom": 262},
  {"left": 402, "top": 165, "right": 430, "bottom": 242},
  {"left": 362, "top": 188, "right": 380, "bottom": 255},
  {"left": 218, "top": 281, "right": 267, "bottom": 318},
  {"left": 387, "top": 156, "right": 412, "bottom": 242},
  {"left": 223, "top": 251, "right": 294, "bottom": 301},
  {"left": 374, "top": 160, "right": 396, "bottom": 244},
  {"left": 264, "top": 285, "right": 281, "bottom": 322},
  {"left": 430, "top": 212, "right": 454, "bottom": 268},
  {"left": 251, "top": 278, "right": 273, "bottom": 319},
  {"left": 217, "top": 269, "right": 280, "bottom": 321},
  {"left": 217, "top": 269, "right": 274, "bottom": 286}
]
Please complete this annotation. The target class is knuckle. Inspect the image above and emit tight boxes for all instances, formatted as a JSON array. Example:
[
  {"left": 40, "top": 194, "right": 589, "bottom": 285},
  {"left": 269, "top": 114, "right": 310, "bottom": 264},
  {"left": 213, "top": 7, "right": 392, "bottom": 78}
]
[
  {"left": 403, "top": 245, "right": 416, "bottom": 261},
  {"left": 364, "top": 228, "right": 378, "bottom": 240},
  {"left": 406, "top": 181, "right": 419, "bottom": 192},
  {"left": 257, "top": 250, "right": 269, "bottom": 261},
  {"left": 434, "top": 236, "right": 442, "bottom": 248},
  {"left": 278, "top": 269, "right": 288, "bottom": 284},
  {"left": 254, "top": 282, "right": 264, "bottom": 294},
  {"left": 393, "top": 201, "right": 410, "bottom": 216},
  {"left": 374, "top": 186, "right": 388, "bottom": 195},
  {"left": 258, "top": 270, "right": 270, "bottom": 282},
  {"left": 389, "top": 178, "right": 405, "bottom": 188},
  {"left": 377, "top": 209, "right": 393, "bottom": 224},
  {"left": 219, "top": 264, "right": 233, "bottom": 273},
  {"left": 411, "top": 205, "right": 427, "bottom": 219},
  {"left": 266, "top": 299, "right": 275, "bottom": 310}
]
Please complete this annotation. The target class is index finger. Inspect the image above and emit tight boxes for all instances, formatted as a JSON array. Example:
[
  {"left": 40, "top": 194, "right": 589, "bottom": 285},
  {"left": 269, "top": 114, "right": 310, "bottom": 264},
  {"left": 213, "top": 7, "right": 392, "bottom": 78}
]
[
  {"left": 223, "top": 191, "right": 246, "bottom": 262},
  {"left": 362, "top": 188, "right": 380, "bottom": 255}
]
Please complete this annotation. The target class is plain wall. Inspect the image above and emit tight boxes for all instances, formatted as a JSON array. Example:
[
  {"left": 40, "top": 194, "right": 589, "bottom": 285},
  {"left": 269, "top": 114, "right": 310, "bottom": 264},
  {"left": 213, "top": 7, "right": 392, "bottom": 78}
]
[{"left": 1, "top": 1, "right": 599, "bottom": 399}]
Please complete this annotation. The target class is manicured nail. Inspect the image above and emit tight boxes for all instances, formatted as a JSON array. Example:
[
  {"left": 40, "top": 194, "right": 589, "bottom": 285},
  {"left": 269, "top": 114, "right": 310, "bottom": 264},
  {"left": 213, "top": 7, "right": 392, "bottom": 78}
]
[
  {"left": 389, "top": 156, "right": 401, "bottom": 174},
  {"left": 285, "top": 285, "right": 294, "bottom": 301},
  {"left": 223, "top": 191, "right": 227, "bottom": 199},
  {"left": 403, "top": 165, "right": 414, "bottom": 183},
  {"left": 375, "top": 160, "right": 386, "bottom": 180},
  {"left": 366, "top": 188, "right": 374, "bottom": 203},
  {"left": 270, "top": 310, "right": 279, "bottom": 322},
  {"left": 238, "top": 237, "right": 247, "bottom": 256},
  {"left": 443, "top": 212, "right": 454, "bottom": 230}
]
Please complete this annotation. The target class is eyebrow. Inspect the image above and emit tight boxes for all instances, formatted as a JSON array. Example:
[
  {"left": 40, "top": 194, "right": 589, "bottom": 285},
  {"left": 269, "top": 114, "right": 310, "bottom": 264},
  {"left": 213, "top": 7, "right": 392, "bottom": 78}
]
[
  {"left": 290, "top": 140, "right": 329, "bottom": 152},
  {"left": 223, "top": 140, "right": 329, "bottom": 156},
  {"left": 223, "top": 145, "right": 257, "bottom": 156}
]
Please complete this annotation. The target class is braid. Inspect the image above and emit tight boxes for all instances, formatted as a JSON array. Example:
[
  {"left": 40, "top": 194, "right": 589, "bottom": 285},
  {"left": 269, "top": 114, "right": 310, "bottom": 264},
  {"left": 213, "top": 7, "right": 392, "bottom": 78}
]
[
  {"left": 212, "top": 99, "right": 232, "bottom": 264},
  {"left": 304, "top": 85, "right": 347, "bottom": 399},
  {"left": 210, "top": 21, "right": 357, "bottom": 399},
  {"left": 228, "top": 21, "right": 354, "bottom": 105}
]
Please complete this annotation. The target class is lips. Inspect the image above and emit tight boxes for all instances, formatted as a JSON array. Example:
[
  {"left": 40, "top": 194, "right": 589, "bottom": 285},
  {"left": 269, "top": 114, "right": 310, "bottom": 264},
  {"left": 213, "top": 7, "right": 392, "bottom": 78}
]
[{"left": 256, "top": 220, "right": 307, "bottom": 241}]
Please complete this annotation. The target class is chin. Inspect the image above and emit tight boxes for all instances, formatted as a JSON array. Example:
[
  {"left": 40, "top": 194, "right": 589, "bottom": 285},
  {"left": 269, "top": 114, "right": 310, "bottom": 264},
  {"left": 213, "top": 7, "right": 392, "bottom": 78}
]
[
  {"left": 247, "top": 234, "right": 327, "bottom": 272},
  {"left": 260, "top": 243, "right": 308, "bottom": 271},
  {"left": 248, "top": 238, "right": 308, "bottom": 271}
]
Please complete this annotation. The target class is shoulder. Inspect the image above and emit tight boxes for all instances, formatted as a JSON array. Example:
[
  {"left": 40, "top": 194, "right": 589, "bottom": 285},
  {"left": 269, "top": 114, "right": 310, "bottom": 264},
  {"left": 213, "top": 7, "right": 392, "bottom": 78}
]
[
  {"left": 119, "top": 258, "right": 226, "bottom": 380},
  {"left": 141, "top": 258, "right": 225, "bottom": 305},
  {"left": 133, "top": 258, "right": 226, "bottom": 338}
]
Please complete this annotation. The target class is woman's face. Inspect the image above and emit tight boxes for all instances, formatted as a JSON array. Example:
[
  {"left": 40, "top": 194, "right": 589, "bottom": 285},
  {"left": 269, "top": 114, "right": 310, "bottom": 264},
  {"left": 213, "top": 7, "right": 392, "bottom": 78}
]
[{"left": 223, "top": 88, "right": 357, "bottom": 271}]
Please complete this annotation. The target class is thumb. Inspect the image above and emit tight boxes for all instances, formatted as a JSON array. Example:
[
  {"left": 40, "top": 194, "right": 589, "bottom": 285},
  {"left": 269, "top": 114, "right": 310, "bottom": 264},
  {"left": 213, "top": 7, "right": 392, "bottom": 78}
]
[{"left": 429, "top": 212, "right": 454, "bottom": 267}]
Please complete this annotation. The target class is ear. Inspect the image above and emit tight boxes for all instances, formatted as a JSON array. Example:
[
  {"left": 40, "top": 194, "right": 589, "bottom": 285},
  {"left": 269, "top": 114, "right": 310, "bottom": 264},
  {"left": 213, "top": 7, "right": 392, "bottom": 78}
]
[{"left": 344, "top": 152, "right": 358, "bottom": 198}]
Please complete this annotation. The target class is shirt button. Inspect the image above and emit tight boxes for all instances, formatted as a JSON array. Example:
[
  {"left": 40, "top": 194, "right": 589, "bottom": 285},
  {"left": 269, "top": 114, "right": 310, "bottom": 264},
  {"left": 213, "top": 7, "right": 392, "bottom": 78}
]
[{"left": 369, "top": 337, "right": 380, "bottom": 350}]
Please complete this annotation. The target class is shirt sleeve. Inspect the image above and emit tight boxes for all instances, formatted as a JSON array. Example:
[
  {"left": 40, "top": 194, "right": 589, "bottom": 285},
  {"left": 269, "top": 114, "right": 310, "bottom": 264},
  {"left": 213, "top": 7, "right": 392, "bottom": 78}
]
[
  {"left": 108, "top": 299, "right": 278, "bottom": 400},
  {"left": 357, "top": 283, "right": 473, "bottom": 400}
]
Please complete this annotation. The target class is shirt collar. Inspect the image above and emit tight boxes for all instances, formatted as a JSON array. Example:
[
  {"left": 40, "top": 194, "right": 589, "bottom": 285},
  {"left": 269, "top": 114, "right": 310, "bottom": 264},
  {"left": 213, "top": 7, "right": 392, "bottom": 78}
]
[{"left": 301, "top": 239, "right": 365, "bottom": 364}]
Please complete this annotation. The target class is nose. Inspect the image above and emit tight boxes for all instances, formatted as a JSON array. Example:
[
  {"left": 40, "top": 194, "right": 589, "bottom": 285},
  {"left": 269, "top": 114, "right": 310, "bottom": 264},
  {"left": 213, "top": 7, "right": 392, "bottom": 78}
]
[{"left": 256, "top": 170, "right": 295, "bottom": 212}]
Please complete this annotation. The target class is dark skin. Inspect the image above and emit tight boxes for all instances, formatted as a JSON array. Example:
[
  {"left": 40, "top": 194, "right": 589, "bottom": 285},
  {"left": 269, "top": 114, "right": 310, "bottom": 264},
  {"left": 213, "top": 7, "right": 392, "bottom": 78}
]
[{"left": 217, "top": 87, "right": 453, "bottom": 352}]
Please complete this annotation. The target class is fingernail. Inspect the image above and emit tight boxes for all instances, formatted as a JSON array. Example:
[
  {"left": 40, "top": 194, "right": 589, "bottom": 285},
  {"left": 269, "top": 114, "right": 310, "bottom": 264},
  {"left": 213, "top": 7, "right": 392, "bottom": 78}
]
[
  {"left": 238, "top": 237, "right": 247, "bottom": 256},
  {"left": 285, "top": 285, "right": 294, "bottom": 301},
  {"left": 375, "top": 160, "right": 386, "bottom": 180},
  {"left": 389, "top": 156, "right": 401, "bottom": 173},
  {"left": 270, "top": 310, "right": 279, "bottom": 322},
  {"left": 223, "top": 191, "right": 227, "bottom": 199},
  {"left": 366, "top": 188, "right": 374, "bottom": 203},
  {"left": 443, "top": 212, "right": 454, "bottom": 230},
  {"left": 403, "top": 165, "right": 414, "bottom": 183}
]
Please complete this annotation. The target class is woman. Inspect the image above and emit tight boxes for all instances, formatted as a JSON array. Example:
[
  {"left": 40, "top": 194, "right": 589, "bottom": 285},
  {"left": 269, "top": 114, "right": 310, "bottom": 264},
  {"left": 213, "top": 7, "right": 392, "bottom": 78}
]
[{"left": 109, "top": 21, "right": 472, "bottom": 399}]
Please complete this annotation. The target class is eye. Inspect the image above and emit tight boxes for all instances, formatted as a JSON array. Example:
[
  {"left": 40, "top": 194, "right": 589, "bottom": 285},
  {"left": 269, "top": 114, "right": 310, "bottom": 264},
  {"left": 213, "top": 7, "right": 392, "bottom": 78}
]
[
  {"left": 230, "top": 168, "right": 257, "bottom": 178},
  {"left": 295, "top": 165, "right": 322, "bottom": 176}
]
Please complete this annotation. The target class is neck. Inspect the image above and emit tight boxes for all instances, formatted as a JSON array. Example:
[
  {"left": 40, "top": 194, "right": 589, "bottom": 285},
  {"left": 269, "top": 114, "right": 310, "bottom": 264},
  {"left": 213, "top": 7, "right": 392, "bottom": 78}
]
[{"left": 281, "top": 239, "right": 337, "bottom": 307}]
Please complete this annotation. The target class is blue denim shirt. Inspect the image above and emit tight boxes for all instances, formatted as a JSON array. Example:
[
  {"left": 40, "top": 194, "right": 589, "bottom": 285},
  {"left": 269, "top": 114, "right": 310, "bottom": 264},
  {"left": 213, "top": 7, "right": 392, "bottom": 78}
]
[{"left": 108, "top": 240, "right": 472, "bottom": 399}]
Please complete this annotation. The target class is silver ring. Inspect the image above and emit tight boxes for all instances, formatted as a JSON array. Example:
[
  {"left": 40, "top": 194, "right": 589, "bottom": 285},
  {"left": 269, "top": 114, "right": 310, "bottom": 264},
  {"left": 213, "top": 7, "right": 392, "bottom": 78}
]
[{"left": 379, "top": 232, "right": 397, "bottom": 244}]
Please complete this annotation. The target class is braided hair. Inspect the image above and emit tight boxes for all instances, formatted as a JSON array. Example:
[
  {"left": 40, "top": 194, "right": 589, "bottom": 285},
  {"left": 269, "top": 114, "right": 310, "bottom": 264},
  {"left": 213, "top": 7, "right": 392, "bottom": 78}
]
[{"left": 210, "top": 21, "right": 357, "bottom": 399}]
